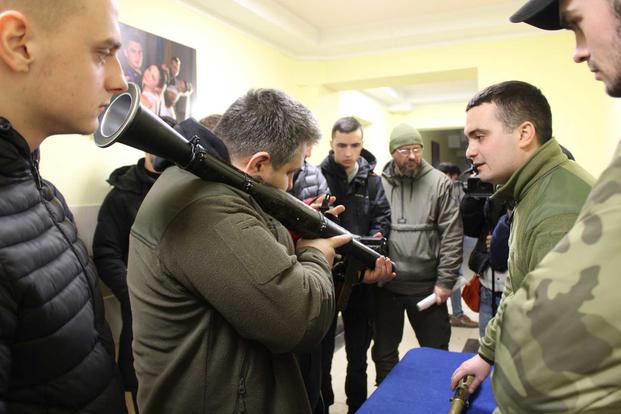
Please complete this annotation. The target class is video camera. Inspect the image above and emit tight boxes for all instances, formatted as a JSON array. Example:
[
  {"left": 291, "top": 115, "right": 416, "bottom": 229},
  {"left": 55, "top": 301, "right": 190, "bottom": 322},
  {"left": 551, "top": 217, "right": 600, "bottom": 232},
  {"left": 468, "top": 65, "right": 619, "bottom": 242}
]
[
  {"left": 462, "top": 177, "right": 495, "bottom": 198},
  {"left": 461, "top": 165, "right": 495, "bottom": 198}
]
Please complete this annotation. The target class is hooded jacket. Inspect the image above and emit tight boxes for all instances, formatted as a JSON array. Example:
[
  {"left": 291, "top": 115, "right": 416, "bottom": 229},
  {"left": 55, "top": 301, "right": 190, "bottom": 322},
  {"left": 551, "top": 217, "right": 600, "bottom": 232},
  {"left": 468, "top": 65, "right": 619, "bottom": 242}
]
[
  {"left": 93, "top": 159, "right": 158, "bottom": 303},
  {"left": 92, "top": 158, "right": 159, "bottom": 391},
  {"left": 320, "top": 149, "right": 391, "bottom": 238},
  {"left": 0, "top": 118, "right": 126, "bottom": 413},
  {"left": 381, "top": 159, "right": 463, "bottom": 295}
]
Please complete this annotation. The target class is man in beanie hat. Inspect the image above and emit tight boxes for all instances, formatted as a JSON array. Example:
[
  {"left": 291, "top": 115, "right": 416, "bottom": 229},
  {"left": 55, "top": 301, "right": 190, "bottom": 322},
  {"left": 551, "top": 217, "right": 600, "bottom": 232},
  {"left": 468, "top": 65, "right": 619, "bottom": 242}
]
[
  {"left": 458, "top": 1, "right": 621, "bottom": 412},
  {"left": 371, "top": 123, "right": 463, "bottom": 384},
  {"left": 319, "top": 116, "right": 391, "bottom": 414},
  {"left": 450, "top": 80, "right": 594, "bottom": 406}
]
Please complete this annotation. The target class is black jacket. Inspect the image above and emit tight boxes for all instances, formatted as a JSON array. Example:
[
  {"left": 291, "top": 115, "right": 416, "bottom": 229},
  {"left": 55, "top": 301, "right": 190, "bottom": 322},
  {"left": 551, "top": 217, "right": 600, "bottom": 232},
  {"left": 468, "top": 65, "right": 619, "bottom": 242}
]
[
  {"left": 93, "top": 159, "right": 158, "bottom": 303},
  {"left": 320, "top": 149, "right": 391, "bottom": 238},
  {"left": 92, "top": 158, "right": 158, "bottom": 391},
  {"left": 460, "top": 196, "right": 509, "bottom": 274},
  {"left": 0, "top": 119, "right": 126, "bottom": 413},
  {"left": 290, "top": 161, "right": 329, "bottom": 201}
]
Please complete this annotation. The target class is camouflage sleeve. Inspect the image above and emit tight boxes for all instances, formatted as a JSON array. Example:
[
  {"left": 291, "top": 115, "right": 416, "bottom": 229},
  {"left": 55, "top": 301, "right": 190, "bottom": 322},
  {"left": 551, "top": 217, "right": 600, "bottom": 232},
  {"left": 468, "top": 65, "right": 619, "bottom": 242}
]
[{"left": 493, "top": 156, "right": 621, "bottom": 412}]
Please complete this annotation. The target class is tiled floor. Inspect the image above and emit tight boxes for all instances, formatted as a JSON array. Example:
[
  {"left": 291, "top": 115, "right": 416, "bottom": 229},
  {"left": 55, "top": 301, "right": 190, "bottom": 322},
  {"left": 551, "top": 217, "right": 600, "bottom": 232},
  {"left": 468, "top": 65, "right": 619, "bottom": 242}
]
[{"left": 328, "top": 299, "right": 480, "bottom": 414}]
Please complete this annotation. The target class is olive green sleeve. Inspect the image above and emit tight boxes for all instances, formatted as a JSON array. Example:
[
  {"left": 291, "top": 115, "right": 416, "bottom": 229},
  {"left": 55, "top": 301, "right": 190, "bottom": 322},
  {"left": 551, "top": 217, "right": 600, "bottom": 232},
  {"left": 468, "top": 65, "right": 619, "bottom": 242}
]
[
  {"left": 479, "top": 215, "right": 579, "bottom": 361},
  {"left": 161, "top": 194, "right": 335, "bottom": 354}
]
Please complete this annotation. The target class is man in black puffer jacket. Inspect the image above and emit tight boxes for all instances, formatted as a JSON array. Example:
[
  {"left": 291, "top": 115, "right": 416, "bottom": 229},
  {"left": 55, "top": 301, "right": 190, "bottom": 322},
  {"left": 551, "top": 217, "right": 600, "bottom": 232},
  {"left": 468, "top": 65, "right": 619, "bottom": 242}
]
[
  {"left": 0, "top": 0, "right": 128, "bottom": 412},
  {"left": 320, "top": 117, "right": 391, "bottom": 414},
  {"left": 290, "top": 144, "right": 329, "bottom": 202},
  {"left": 93, "top": 155, "right": 160, "bottom": 406},
  {"left": 290, "top": 160, "right": 329, "bottom": 201}
]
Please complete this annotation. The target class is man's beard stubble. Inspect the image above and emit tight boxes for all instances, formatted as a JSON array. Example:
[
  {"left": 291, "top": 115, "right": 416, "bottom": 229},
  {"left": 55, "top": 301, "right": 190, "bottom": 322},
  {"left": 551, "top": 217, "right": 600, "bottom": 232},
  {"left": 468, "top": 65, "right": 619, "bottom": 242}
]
[
  {"left": 609, "top": 0, "right": 621, "bottom": 97},
  {"left": 395, "top": 160, "right": 420, "bottom": 177}
]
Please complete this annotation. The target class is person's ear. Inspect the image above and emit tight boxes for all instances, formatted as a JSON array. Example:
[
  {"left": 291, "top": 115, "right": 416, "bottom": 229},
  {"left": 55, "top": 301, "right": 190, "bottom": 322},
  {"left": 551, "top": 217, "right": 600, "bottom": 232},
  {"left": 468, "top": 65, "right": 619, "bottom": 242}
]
[
  {"left": 243, "top": 151, "right": 271, "bottom": 175},
  {"left": 517, "top": 121, "right": 537, "bottom": 149},
  {"left": 0, "top": 11, "right": 34, "bottom": 72}
]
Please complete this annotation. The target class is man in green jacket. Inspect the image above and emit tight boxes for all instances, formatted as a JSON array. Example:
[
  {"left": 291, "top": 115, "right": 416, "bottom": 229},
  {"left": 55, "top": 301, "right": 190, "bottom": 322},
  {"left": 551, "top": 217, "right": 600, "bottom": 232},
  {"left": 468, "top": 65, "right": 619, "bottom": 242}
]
[
  {"left": 450, "top": 80, "right": 594, "bottom": 394},
  {"left": 127, "top": 89, "right": 393, "bottom": 414},
  {"left": 476, "top": 0, "right": 621, "bottom": 412}
]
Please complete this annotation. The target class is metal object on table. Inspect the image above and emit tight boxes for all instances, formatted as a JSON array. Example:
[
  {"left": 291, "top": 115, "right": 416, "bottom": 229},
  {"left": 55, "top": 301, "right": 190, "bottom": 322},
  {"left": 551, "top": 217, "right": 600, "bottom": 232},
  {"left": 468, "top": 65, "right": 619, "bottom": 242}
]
[{"left": 449, "top": 375, "right": 475, "bottom": 414}]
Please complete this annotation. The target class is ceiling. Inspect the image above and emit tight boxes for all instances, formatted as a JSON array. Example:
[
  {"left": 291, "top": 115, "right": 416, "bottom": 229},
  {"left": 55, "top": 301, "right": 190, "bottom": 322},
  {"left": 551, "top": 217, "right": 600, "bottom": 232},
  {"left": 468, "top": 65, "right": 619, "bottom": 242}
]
[
  {"left": 177, "top": 0, "right": 541, "bottom": 110},
  {"left": 361, "top": 79, "right": 480, "bottom": 113},
  {"left": 178, "top": 0, "right": 539, "bottom": 59}
]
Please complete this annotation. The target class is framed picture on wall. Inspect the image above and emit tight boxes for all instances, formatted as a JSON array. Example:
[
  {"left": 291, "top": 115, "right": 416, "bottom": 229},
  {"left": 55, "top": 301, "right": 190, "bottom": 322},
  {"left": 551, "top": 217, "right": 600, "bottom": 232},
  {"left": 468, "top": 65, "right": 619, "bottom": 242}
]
[{"left": 119, "top": 23, "right": 197, "bottom": 121}]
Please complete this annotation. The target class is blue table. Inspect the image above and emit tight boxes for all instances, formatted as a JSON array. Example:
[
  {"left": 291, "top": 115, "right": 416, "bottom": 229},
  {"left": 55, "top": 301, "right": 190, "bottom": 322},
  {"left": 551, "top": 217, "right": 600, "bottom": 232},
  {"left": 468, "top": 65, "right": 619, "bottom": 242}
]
[{"left": 358, "top": 347, "right": 497, "bottom": 413}]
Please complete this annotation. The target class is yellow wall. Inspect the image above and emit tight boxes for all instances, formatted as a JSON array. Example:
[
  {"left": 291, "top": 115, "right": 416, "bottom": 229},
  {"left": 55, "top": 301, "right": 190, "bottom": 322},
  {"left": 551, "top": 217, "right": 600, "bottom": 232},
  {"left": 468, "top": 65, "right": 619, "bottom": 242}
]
[
  {"left": 40, "top": 0, "right": 301, "bottom": 206},
  {"left": 39, "top": 1, "right": 618, "bottom": 209},
  {"left": 306, "top": 32, "right": 613, "bottom": 176}
]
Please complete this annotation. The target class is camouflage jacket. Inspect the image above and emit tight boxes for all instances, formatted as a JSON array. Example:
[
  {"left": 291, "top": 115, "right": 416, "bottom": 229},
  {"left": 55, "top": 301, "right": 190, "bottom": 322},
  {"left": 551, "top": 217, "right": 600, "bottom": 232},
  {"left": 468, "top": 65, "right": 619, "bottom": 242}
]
[
  {"left": 479, "top": 138, "right": 594, "bottom": 362},
  {"left": 493, "top": 141, "right": 621, "bottom": 413}
]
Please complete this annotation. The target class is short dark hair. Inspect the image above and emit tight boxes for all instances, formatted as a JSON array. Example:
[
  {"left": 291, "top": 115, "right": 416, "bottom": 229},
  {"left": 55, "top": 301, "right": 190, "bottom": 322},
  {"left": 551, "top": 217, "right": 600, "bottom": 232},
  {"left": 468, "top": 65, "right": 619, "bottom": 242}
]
[
  {"left": 613, "top": 0, "right": 621, "bottom": 21},
  {"left": 214, "top": 89, "right": 321, "bottom": 169},
  {"left": 159, "top": 115, "right": 177, "bottom": 128},
  {"left": 199, "top": 114, "right": 222, "bottom": 131},
  {"left": 331, "top": 116, "right": 363, "bottom": 139},
  {"left": 437, "top": 162, "right": 461, "bottom": 176},
  {"left": 125, "top": 38, "right": 143, "bottom": 47},
  {"left": 143, "top": 64, "right": 168, "bottom": 89},
  {"left": 466, "top": 80, "right": 553, "bottom": 144}
]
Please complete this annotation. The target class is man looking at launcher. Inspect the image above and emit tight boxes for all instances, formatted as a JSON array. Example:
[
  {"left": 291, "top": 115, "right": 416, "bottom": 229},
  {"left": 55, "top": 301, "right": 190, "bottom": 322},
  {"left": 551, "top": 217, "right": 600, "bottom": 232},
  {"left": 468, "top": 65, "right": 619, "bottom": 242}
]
[{"left": 127, "top": 89, "right": 394, "bottom": 413}]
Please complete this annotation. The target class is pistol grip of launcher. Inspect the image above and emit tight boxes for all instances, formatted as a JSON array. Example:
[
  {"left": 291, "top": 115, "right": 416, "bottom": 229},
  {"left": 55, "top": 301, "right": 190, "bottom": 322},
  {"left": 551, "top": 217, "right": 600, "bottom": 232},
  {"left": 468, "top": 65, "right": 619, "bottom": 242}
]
[
  {"left": 336, "top": 236, "right": 397, "bottom": 276},
  {"left": 416, "top": 276, "right": 467, "bottom": 311}
]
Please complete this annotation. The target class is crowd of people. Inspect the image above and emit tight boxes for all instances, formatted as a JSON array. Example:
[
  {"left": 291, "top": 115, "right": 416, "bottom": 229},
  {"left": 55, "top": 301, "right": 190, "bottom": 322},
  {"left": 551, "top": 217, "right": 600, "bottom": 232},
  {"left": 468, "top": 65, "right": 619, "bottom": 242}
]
[{"left": 1, "top": 0, "right": 621, "bottom": 413}]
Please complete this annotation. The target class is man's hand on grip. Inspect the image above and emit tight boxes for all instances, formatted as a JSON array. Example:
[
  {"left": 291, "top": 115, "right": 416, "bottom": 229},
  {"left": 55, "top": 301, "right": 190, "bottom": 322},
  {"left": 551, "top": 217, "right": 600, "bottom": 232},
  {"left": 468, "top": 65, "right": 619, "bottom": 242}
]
[{"left": 296, "top": 234, "right": 351, "bottom": 267}]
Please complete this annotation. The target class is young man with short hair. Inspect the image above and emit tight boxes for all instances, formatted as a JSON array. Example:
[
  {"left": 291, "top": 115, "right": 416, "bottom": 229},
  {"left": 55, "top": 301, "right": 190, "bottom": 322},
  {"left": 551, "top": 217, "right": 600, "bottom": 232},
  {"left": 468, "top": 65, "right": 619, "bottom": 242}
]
[
  {"left": 473, "top": 1, "right": 621, "bottom": 411},
  {"left": 450, "top": 80, "right": 594, "bottom": 396},
  {"left": 320, "top": 116, "right": 391, "bottom": 414},
  {"left": 0, "top": 0, "right": 128, "bottom": 412}
]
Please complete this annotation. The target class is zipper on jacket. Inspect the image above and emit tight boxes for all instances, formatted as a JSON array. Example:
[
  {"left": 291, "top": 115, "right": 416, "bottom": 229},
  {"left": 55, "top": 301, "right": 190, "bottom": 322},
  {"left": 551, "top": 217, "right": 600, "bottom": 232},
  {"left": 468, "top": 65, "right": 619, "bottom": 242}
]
[
  {"left": 238, "top": 377, "right": 246, "bottom": 396},
  {"left": 33, "top": 150, "right": 101, "bottom": 335},
  {"left": 236, "top": 377, "right": 247, "bottom": 413},
  {"left": 30, "top": 152, "right": 43, "bottom": 189},
  {"left": 398, "top": 177, "right": 406, "bottom": 224},
  {"left": 235, "top": 354, "right": 248, "bottom": 413}
]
